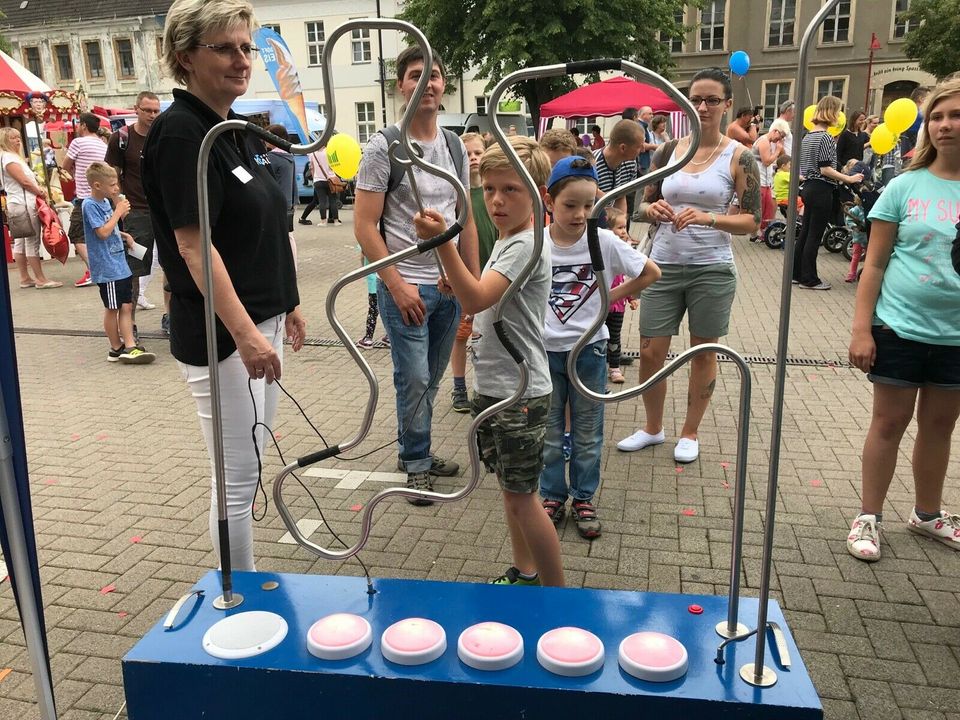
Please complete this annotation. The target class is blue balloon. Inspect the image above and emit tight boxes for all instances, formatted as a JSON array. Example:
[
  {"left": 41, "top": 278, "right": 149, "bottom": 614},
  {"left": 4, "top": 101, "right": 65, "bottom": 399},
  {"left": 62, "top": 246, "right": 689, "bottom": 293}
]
[{"left": 729, "top": 50, "right": 750, "bottom": 76}]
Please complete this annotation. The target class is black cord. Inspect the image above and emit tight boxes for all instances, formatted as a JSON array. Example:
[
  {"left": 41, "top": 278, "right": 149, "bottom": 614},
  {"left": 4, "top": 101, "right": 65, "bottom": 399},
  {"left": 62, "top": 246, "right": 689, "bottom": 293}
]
[{"left": 247, "top": 377, "right": 372, "bottom": 583}]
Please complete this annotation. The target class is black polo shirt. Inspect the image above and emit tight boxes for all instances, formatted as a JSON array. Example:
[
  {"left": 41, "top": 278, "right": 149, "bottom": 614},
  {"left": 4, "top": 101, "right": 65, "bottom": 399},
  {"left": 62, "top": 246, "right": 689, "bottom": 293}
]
[{"left": 142, "top": 89, "right": 299, "bottom": 365}]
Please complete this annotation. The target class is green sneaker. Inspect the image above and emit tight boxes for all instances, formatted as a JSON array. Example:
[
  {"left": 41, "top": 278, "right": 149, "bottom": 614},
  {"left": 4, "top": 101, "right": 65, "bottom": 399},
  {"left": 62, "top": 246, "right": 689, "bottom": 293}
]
[
  {"left": 491, "top": 566, "right": 540, "bottom": 586},
  {"left": 118, "top": 347, "right": 156, "bottom": 365}
]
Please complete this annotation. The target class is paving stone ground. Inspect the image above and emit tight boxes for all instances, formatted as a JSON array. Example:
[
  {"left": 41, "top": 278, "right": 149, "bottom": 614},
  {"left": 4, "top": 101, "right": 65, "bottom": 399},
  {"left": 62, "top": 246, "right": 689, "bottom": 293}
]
[{"left": 1, "top": 210, "right": 958, "bottom": 719}]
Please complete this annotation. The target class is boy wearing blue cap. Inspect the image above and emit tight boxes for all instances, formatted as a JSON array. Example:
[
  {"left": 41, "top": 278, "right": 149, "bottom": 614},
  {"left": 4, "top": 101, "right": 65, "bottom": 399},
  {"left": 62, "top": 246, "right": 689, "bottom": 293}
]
[
  {"left": 540, "top": 156, "right": 660, "bottom": 538},
  {"left": 414, "top": 136, "right": 563, "bottom": 587}
]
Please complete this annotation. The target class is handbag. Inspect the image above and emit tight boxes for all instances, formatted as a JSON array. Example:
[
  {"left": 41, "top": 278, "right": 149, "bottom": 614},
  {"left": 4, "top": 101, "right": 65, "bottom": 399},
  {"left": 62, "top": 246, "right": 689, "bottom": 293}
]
[
  {"left": 1, "top": 156, "right": 39, "bottom": 239},
  {"left": 36, "top": 196, "right": 68, "bottom": 264},
  {"left": 314, "top": 153, "right": 346, "bottom": 194}
]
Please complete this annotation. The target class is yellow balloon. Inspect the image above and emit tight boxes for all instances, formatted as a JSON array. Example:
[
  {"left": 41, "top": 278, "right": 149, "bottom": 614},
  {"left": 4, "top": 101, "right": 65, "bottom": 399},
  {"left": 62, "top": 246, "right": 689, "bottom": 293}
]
[
  {"left": 803, "top": 104, "right": 816, "bottom": 131},
  {"left": 827, "top": 110, "right": 846, "bottom": 137},
  {"left": 883, "top": 97, "right": 918, "bottom": 135},
  {"left": 869, "top": 123, "right": 898, "bottom": 156},
  {"left": 326, "top": 134, "right": 362, "bottom": 180}
]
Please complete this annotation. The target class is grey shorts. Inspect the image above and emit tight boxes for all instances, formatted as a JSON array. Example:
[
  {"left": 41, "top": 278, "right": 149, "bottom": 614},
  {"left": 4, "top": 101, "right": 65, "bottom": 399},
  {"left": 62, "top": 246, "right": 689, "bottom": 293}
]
[
  {"left": 472, "top": 393, "right": 550, "bottom": 494},
  {"left": 639, "top": 262, "right": 737, "bottom": 338}
]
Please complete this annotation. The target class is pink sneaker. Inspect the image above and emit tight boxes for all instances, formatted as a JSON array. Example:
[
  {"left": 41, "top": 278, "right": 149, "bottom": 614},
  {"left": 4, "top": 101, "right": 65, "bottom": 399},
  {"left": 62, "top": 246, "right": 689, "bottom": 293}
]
[
  {"left": 847, "top": 514, "right": 881, "bottom": 561},
  {"left": 907, "top": 509, "right": 960, "bottom": 550}
]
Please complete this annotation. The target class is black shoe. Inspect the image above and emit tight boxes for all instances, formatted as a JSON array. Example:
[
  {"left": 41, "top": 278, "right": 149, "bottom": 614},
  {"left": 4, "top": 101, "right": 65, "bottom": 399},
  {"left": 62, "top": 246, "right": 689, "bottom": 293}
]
[
  {"left": 298, "top": 218, "right": 313, "bottom": 225},
  {"left": 451, "top": 387, "right": 470, "bottom": 413},
  {"left": 405, "top": 471, "right": 434, "bottom": 506}
]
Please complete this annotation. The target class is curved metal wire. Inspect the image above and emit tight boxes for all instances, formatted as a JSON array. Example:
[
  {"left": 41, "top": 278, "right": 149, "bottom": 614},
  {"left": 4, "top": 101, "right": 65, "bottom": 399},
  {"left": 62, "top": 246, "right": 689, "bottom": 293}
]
[
  {"left": 563, "top": 63, "right": 752, "bottom": 638},
  {"left": 272, "top": 19, "right": 472, "bottom": 560}
]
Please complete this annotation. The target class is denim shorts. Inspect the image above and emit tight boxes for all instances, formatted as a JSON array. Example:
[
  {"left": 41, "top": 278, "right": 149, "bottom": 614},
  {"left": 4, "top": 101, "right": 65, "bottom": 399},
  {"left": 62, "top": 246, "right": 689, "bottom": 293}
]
[
  {"left": 868, "top": 325, "right": 960, "bottom": 389},
  {"left": 472, "top": 393, "right": 550, "bottom": 494},
  {"left": 639, "top": 262, "right": 737, "bottom": 338}
]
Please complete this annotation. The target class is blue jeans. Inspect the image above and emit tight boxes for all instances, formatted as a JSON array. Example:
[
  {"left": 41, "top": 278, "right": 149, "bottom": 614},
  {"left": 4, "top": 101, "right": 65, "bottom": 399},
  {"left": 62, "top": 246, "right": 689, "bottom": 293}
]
[
  {"left": 540, "top": 340, "right": 607, "bottom": 503},
  {"left": 378, "top": 280, "right": 460, "bottom": 472}
]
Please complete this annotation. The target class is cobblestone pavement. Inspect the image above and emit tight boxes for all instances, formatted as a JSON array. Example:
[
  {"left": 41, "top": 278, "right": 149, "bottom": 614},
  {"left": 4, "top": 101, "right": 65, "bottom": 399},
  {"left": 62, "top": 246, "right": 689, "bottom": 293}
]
[{"left": 1, "top": 209, "right": 958, "bottom": 719}]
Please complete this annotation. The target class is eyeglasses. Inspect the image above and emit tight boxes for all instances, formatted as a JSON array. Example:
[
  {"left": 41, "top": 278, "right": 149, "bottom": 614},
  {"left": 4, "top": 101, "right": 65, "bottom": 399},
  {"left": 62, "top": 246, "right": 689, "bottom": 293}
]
[
  {"left": 196, "top": 43, "right": 259, "bottom": 58},
  {"left": 136, "top": 107, "right": 161, "bottom": 114},
  {"left": 689, "top": 96, "right": 725, "bottom": 108}
]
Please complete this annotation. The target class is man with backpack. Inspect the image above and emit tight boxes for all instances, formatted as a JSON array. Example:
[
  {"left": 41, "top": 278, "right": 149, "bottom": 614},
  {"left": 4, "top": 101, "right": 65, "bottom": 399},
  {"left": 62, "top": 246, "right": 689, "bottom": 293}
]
[
  {"left": 354, "top": 46, "right": 479, "bottom": 504},
  {"left": 105, "top": 91, "right": 167, "bottom": 334}
]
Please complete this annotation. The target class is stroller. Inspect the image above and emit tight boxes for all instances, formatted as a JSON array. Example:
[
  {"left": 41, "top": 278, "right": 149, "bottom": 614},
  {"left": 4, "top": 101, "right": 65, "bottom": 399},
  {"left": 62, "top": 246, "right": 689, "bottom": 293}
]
[{"left": 840, "top": 161, "right": 883, "bottom": 266}]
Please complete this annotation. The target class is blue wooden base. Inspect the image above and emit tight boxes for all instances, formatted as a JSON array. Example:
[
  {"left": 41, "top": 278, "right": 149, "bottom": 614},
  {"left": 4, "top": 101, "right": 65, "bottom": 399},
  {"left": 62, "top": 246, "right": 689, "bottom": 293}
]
[{"left": 122, "top": 571, "right": 821, "bottom": 719}]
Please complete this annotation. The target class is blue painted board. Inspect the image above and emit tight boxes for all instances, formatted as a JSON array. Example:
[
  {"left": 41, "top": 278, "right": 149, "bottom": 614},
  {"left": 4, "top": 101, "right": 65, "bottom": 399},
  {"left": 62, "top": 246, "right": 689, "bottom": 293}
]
[{"left": 123, "top": 571, "right": 822, "bottom": 719}]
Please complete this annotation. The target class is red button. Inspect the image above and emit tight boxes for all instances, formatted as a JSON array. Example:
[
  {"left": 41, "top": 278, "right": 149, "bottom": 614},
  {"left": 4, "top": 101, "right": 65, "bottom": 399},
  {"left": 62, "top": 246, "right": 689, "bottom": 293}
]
[{"left": 688, "top": 604, "right": 704, "bottom": 615}]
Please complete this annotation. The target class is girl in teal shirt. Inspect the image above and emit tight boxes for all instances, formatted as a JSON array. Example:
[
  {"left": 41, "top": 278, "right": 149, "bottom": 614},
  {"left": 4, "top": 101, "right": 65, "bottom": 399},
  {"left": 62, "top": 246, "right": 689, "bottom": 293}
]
[{"left": 847, "top": 79, "right": 960, "bottom": 562}]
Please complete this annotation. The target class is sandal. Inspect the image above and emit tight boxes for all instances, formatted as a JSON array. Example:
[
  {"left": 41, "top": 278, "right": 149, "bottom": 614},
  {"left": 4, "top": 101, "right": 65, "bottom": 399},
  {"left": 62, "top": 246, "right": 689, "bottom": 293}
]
[
  {"left": 542, "top": 498, "right": 566, "bottom": 526},
  {"left": 571, "top": 500, "right": 602, "bottom": 539}
]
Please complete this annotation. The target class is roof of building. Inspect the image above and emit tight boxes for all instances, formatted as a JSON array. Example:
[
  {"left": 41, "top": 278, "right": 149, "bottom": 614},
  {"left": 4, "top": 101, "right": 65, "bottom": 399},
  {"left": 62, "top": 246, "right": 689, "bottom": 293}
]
[{"left": 0, "top": 1, "right": 174, "bottom": 29}]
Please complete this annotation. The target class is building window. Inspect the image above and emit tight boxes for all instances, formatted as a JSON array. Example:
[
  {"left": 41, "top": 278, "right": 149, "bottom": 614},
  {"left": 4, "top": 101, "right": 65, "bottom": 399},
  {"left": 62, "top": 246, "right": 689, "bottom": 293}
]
[
  {"left": 699, "top": 1, "right": 725, "bottom": 51},
  {"left": 661, "top": 9, "right": 685, "bottom": 53},
  {"left": 306, "top": 21, "right": 325, "bottom": 66},
  {"left": 475, "top": 96, "right": 487, "bottom": 115},
  {"left": 84, "top": 41, "right": 104, "bottom": 80},
  {"left": 893, "top": 0, "right": 917, "bottom": 38},
  {"left": 114, "top": 38, "right": 135, "bottom": 79},
  {"left": 53, "top": 44, "right": 73, "bottom": 81},
  {"left": 22, "top": 47, "right": 42, "bottom": 79},
  {"left": 822, "top": 0, "right": 851, "bottom": 44},
  {"left": 262, "top": 24, "right": 281, "bottom": 35},
  {"left": 816, "top": 77, "right": 846, "bottom": 102},
  {"left": 356, "top": 102, "right": 376, "bottom": 144},
  {"left": 762, "top": 81, "right": 793, "bottom": 127},
  {"left": 572, "top": 117, "right": 598, "bottom": 136},
  {"left": 768, "top": 0, "right": 796, "bottom": 47},
  {"left": 351, "top": 27, "right": 371, "bottom": 64}
]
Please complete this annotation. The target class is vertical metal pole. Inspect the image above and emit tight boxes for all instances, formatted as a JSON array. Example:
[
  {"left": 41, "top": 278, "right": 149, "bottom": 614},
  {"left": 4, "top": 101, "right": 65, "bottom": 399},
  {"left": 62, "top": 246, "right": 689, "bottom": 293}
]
[
  {"left": 376, "top": 0, "right": 388, "bottom": 127},
  {"left": 0, "top": 386, "right": 58, "bottom": 719},
  {"left": 741, "top": 0, "right": 842, "bottom": 689}
]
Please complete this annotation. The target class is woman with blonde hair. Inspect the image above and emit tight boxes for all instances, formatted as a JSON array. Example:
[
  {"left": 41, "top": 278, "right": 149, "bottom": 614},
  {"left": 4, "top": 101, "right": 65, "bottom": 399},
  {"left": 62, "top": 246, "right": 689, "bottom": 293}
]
[
  {"left": 847, "top": 78, "right": 960, "bottom": 561},
  {"left": 793, "top": 95, "right": 864, "bottom": 290},
  {"left": 0, "top": 127, "right": 61, "bottom": 288},
  {"left": 141, "top": 0, "right": 306, "bottom": 571}
]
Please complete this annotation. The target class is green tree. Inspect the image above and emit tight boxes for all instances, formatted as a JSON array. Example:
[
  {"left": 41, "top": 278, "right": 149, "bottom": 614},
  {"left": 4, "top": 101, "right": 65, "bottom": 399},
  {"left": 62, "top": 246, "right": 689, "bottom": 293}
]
[
  {"left": 901, "top": 0, "right": 960, "bottom": 80},
  {"left": 397, "top": 0, "right": 691, "bottom": 128}
]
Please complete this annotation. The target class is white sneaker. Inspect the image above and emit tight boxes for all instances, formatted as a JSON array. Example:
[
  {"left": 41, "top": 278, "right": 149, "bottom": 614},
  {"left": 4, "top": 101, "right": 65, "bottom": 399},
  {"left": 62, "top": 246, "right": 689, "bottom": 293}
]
[
  {"left": 847, "top": 514, "right": 881, "bottom": 561},
  {"left": 616, "top": 429, "right": 665, "bottom": 452},
  {"left": 137, "top": 298, "right": 156, "bottom": 310},
  {"left": 907, "top": 509, "right": 960, "bottom": 550},
  {"left": 673, "top": 437, "right": 699, "bottom": 463}
]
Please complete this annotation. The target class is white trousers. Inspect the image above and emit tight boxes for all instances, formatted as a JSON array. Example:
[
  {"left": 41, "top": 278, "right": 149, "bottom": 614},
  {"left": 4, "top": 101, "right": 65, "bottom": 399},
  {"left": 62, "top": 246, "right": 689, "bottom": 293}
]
[{"left": 179, "top": 314, "right": 284, "bottom": 571}]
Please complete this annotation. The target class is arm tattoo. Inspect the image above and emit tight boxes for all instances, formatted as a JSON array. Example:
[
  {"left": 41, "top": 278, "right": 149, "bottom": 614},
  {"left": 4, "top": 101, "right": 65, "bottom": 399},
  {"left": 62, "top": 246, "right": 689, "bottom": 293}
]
[{"left": 737, "top": 150, "right": 762, "bottom": 225}]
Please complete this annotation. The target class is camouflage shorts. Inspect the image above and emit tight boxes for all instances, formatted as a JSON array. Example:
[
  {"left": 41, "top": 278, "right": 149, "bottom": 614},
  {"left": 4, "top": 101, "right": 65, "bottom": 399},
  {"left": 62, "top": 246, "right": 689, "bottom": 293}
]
[{"left": 472, "top": 393, "right": 550, "bottom": 494}]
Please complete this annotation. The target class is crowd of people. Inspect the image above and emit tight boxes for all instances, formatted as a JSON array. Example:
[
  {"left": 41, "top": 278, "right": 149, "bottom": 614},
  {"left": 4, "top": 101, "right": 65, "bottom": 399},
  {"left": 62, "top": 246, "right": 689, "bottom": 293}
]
[{"left": 5, "top": 0, "right": 957, "bottom": 580}]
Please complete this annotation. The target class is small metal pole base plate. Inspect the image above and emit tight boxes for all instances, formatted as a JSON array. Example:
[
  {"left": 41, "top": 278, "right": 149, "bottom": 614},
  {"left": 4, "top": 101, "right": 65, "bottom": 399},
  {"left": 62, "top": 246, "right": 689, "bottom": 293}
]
[
  {"left": 213, "top": 592, "right": 244, "bottom": 610},
  {"left": 715, "top": 621, "right": 750, "bottom": 639},
  {"left": 740, "top": 663, "right": 777, "bottom": 687}
]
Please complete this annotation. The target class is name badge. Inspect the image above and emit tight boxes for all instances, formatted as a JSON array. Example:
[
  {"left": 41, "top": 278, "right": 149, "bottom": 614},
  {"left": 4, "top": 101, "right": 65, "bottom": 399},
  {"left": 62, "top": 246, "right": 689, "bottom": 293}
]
[{"left": 232, "top": 165, "right": 254, "bottom": 184}]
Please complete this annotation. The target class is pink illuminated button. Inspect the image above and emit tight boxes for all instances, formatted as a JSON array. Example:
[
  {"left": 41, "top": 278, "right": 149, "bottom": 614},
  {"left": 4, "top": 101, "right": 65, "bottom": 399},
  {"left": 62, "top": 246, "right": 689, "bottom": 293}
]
[
  {"left": 536, "top": 627, "right": 605, "bottom": 677},
  {"left": 381, "top": 618, "right": 447, "bottom": 666},
  {"left": 457, "top": 622, "right": 524, "bottom": 671},
  {"left": 618, "top": 631, "right": 688, "bottom": 682},
  {"left": 307, "top": 613, "right": 372, "bottom": 661}
]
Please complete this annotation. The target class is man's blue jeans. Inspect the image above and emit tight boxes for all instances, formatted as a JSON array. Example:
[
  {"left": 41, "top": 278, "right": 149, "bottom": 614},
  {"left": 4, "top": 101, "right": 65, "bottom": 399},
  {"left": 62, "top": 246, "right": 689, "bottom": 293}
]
[
  {"left": 378, "top": 280, "right": 460, "bottom": 473},
  {"left": 540, "top": 340, "right": 607, "bottom": 503}
]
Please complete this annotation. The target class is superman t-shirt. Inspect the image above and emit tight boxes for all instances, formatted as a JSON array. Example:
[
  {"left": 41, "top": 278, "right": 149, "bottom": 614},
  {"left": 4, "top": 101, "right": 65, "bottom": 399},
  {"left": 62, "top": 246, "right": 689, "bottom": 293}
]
[
  {"left": 869, "top": 167, "right": 960, "bottom": 345},
  {"left": 543, "top": 226, "right": 649, "bottom": 352}
]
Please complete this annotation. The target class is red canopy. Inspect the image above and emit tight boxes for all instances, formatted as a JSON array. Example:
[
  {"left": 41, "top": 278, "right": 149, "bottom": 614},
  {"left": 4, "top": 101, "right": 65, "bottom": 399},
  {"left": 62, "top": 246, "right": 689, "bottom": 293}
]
[{"left": 540, "top": 76, "right": 681, "bottom": 118}]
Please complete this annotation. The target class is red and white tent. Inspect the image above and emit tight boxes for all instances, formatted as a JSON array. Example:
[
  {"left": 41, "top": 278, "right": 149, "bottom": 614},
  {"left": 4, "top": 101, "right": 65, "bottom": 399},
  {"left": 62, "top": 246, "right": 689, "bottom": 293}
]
[{"left": 0, "top": 49, "right": 51, "bottom": 94}]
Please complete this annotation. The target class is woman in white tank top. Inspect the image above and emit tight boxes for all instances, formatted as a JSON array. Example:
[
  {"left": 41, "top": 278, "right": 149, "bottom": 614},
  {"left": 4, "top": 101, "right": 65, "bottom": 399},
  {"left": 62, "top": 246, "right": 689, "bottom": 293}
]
[{"left": 617, "top": 68, "right": 761, "bottom": 464}]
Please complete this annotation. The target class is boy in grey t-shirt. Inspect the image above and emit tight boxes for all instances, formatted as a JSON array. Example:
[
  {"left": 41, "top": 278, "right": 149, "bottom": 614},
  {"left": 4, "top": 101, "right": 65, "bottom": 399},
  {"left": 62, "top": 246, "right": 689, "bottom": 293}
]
[{"left": 414, "top": 137, "right": 563, "bottom": 588}]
